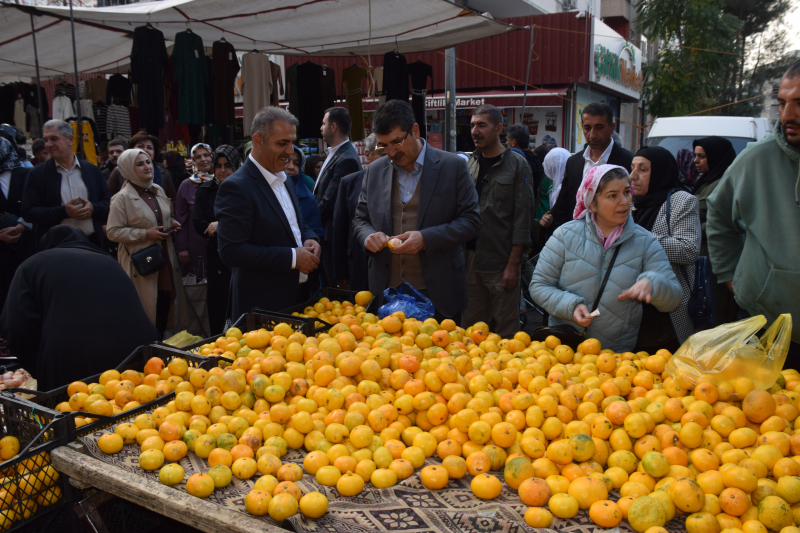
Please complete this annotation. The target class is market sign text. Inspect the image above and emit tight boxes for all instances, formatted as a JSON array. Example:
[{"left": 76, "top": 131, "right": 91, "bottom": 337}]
[
  {"left": 594, "top": 42, "right": 643, "bottom": 93},
  {"left": 426, "top": 97, "right": 486, "bottom": 108}
]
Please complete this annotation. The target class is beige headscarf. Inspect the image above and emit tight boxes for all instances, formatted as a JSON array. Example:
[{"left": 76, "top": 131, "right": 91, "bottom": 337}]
[{"left": 117, "top": 148, "right": 155, "bottom": 189}]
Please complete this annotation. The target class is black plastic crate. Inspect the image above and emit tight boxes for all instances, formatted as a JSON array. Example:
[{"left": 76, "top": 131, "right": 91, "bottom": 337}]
[
  {"left": 7, "top": 345, "right": 224, "bottom": 439},
  {"left": 0, "top": 394, "right": 77, "bottom": 532},
  {"left": 234, "top": 310, "right": 328, "bottom": 337},
  {"left": 281, "top": 287, "right": 377, "bottom": 316}
]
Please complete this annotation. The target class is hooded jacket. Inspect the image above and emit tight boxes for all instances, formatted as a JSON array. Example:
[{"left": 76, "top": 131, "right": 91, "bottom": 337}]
[
  {"left": 530, "top": 215, "right": 682, "bottom": 352},
  {"left": 707, "top": 121, "right": 800, "bottom": 341}
]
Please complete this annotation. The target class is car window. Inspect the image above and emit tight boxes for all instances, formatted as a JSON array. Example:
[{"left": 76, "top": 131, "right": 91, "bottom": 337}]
[{"left": 645, "top": 136, "right": 753, "bottom": 156}]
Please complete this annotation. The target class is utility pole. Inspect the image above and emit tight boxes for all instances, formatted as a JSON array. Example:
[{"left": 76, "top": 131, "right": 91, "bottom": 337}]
[{"left": 444, "top": 48, "right": 456, "bottom": 152}]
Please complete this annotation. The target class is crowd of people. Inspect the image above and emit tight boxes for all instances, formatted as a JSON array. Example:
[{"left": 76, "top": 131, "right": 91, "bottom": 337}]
[{"left": 1, "top": 59, "right": 799, "bottom": 388}]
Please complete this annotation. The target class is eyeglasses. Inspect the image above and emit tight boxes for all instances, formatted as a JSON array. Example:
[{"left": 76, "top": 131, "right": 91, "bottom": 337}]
[{"left": 375, "top": 132, "right": 410, "bottom": 156}]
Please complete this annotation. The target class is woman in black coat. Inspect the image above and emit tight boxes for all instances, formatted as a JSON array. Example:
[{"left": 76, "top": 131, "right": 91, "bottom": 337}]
[{"left": 193, "top": 145, "right": 241, "bottom": 333}]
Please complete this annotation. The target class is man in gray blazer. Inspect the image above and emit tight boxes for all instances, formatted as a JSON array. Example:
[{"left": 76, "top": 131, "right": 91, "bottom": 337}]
[{"left": 353, "top": 100, "right": 481, "bottom": 322}]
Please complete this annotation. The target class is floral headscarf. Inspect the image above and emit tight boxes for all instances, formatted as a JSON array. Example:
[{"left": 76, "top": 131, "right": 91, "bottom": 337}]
[
  {"left": 676, "top": 148, "right": 698, "bottom": 187},
  {"left": 574, "top": 164, "right": 629, "bottom": 250},
  {"left": 189, "top": 143, "right": 214, "bottom": 183},
  {"left": 0, "top": 137, "right": 20, "bottom": 172}
]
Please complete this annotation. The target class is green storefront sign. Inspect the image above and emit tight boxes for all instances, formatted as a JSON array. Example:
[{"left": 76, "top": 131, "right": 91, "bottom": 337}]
[{"left": 594, "top": 42, "right": 643, "bottom": 93}]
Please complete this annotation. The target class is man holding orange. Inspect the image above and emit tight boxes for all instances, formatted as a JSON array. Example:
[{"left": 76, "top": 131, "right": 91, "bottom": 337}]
[{"left": 353, "top": 100, "right": 481, "bottom": 323}]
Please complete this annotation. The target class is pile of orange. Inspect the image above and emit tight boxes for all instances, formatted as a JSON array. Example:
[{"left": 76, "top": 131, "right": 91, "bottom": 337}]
[
  {"left": 0, "top": 436, "right": 63, "bottom": 528},
  {"left": 70, "top": 293, "right": 800, "bottom": 532}
]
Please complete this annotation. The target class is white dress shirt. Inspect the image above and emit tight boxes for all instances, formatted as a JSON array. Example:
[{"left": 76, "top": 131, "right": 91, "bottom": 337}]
[
  {"left": 56, "top": 155, "right": 94, "bottom": 235},
  {"left": 582, "top": 138, "right": 615, "bottom": 179},
  {"left": 249, "top": 155, "right": 307, "bottom": 283},
  {"left": 313, "top": 140, "right": 349, "bottom": 193}
]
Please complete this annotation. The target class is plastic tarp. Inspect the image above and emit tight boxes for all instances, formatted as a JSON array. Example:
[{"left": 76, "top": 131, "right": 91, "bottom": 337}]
[{"left": 0, "top": 0, "right": 516, "bottom": 79}]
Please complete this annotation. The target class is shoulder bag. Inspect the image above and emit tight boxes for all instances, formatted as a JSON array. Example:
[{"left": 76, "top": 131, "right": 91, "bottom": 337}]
[
  {"left": 531, "top": 244, "right": 621, "bottom": 348},
  {"left": 666, "top": 189, "right": 714, "bottom": 328},
  {"left": 127, "top": 243, "right": 166, "bottom": 277}
]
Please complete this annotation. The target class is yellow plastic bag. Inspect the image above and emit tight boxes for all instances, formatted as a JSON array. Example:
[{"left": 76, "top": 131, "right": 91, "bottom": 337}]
[
  {"left": 163, "top": 330, "right": 204, "bottom": 349},
  {"left": 665, "top": 314, "right": 792, "bottom": 400}
]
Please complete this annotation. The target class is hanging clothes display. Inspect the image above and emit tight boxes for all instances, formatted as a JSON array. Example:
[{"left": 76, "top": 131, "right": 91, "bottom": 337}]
[
  {"left": 269, "top": 61, "right": 283, "bottom": 107},
  {"left": 241, "top": 52, "right": 272, "bottom": 136},
  {"left": 84, "top": 78, "right": 108, "bottom": 104},
  {"left": 341, "top": 65, "right": 368, "bottom": 142},
  {"left": 131, "top": 25, "right": 169, "bottom": 130},
  {"left": 172, "top": 30, "right": 208, "bottom": 126},
  {"left": 408, "top": 61, "right": 433, "bottom": 140},
  {"left": 285, "top": 64, "right": 299, "bottom": 118},
  {"left": 321, "top": 65, "right": 336, "bottom": 112},
  {"left": 92, "top": 102, "right": 107, "bottom": 141},
  {"left": 212, "top": 40, "right": 239, "bottom": 126},
  {"left": 52, "top": 96, "right": 73, "bottom": 122},
  {"left": 383, "top": 51, "right": 409, "bottom": 103},
  {"left": 296, "top": 61, "right": 324, "bottom": 139},
  {"left": 26, "top": 105, "right": 41, "bottom": 139},
  {"left": 54, "top": 81, "right": 77, "bottom": 101},
  {"left": 128, "top": 106, "right": 140, "bottom": 135},
  {"left": 374, "top": 65, "right": 386, "bottom": 105},
  {"left": 106, "top": 104, "right": 131, "bottom": 141},
  {"left": 204, "top": 56, "right": 214, "bottom": 130},
  {"left": 69, "top": 119, "right": 97, "bottom": 165},
  {"left": 106, "top": 74, "right": 131, "bottom": 106},
  {"left": 14, "top": 99, "right": 26, "bottom": 137},
  {"left": 75, "top": 99, "right": 94, "bottom": 123},
  {"left": 23, "top": 84, "right": 48, "bottom": 120}
]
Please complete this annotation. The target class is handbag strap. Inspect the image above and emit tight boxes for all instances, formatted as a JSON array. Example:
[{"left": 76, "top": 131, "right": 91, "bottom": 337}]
[{"left": 591, "top": 245, "right": 621, "bottom": 313}]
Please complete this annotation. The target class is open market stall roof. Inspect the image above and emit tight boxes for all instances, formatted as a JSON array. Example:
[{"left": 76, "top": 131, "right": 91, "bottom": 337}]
[{"left": 0, "top": 0, "right": 517, "bottom": 79}]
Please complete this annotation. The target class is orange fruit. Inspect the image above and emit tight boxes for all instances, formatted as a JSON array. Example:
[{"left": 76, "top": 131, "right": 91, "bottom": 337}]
[
  {"left": 185, "top": 473, "right": 215, "bottom": 498},
  {"left": 208, "top": 448, "right": 233, "bottom": 468},
  {"left": 162, "top": 441, "right": 188, "bottom": 462},
  {"left": 420, "top": 465, "right": 449, "bottom": 490},
  {"left": 158, "top": 463, "right": 185, "bottom": 486},
  {"left": 742, "top": 390, "right": 777, "bottom": 424},
  {"left": 503, "top": 456, "right": 534, "bottom": 491},
  {"left": 470, "top": 473, "right": 502, "bottom": 499},
  {"left": 568, "top": 476, "right": 609, "bottom": 510},
  {"left": 299, "top": 492, "right": 328, "bottom": 519},
  {"left": 143, "top": 357, "right": 165, "bottom": 376},
  {"left": 589, "top": 500, "right": 622, "bottom": 528},
  {"left": 244, "top": 490, "right": 272, "bottom": 516},
  {"left": 97, "top": 434, "right": 123, "bottom": 455},
  {"left": 518, "top": 477, "right": 551, "bottom": 507},
  {"left": 268, "top": 493, "right": 299, "bottom": 521}
]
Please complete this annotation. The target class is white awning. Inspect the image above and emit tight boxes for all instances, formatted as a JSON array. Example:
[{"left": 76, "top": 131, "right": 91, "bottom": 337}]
[{"left": 0, "top": 0, "right": 516, "bottom": 79}]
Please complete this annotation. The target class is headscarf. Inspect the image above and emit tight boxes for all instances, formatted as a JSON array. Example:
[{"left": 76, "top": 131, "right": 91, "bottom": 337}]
[
  {"left": 117, "top": 149, "right": 155, "bottom": 189},
  {"left": 304, "top": 154, "right": 323, "bottom": 178},
  {"left": 691, "top": 136, "right": 736, "bottom": 193},
  {"left": 189, "top": 143, "right": 214, "bottom": 183},
  {"left": 676, "top": 148, "right": 698, "bottom": 187},
  {"left": 543, "top": 148, "right": 570, "bottom": 208},
  {"left": 632, "top": 146, "right": 680, "bottom": 232},
  {"left": 0, "top": 137, "right": 20, "bottom": 172},
  {"left": 243, "top": 141, "right": 253, "bottom": 160},
  {"left": 212, "top": 145, "right": 243, "bottom": 184},
  {"left": 574, "top": 164, "right": 629, "bottom": 250}
]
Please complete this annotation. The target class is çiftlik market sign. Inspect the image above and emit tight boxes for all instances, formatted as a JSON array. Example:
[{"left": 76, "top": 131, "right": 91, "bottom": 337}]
[{"left": 594, "top": 42, "right": 644, "bottom": 93}]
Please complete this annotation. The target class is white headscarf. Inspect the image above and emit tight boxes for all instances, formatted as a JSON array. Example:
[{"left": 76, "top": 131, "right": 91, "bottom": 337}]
[{"left": 543, "top": 147, "right": 571, "bottom": 208}]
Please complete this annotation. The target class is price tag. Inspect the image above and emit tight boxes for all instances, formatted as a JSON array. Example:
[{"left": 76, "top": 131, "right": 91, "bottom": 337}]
[
  {"left": 194, "top": 50, "right": 199, "bottom": 59},
  {"left": 229, "top": 52, "right": 232, "bottom": 60}
]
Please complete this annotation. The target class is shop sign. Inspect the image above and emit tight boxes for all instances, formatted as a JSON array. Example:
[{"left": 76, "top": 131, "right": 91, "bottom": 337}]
[
  {"left": 594, "top": 42, "right": 643, "bottom": 93},
  {"left": 426, "top": 97, "right": 486, "bottom": 108}
]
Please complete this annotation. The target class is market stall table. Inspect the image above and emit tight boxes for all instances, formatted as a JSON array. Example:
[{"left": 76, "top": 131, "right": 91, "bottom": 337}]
[{"left": 50, "top": 425, "right": 689, "bottom": 533}]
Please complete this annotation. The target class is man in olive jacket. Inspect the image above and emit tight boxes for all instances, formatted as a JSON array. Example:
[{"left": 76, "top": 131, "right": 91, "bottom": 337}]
[{"left": 464, "top": 105, "right": 533, "bottom": 338}]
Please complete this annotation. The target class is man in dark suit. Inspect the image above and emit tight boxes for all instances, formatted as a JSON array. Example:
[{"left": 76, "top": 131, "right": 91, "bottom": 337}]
[
  {"left": 548, "top": 102, "right": 634, "bottom": 233},
  {"left": 21, "top": 120, "right": 110, "bottom": 250},
  {"left": 353, "top": 100, "right": 481, "bottom": 322},
  {"left": 314, "top": 107, "right": 361, "bottom": 286},
  {"left": 216, "top": 107, "right": 320, "bottom": 318},
  {"left": 332, "top": 134, "right": 381, "bottom": 292}
]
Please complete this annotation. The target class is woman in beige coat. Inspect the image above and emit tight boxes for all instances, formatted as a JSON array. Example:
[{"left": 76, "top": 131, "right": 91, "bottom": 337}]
[{"left": 106, "top": 149, "right": 190, "bottom": 339}]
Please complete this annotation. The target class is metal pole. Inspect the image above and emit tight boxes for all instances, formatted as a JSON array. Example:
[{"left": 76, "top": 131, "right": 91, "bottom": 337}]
[
  {"left": 69, "top": 0, "right": 84, "bottom": 159},
  {"left": 444, "top": 48, "right": 456, "bottom": 152},
  {"left": 29, "top": 14, "right": 44, "bottom": 139},
  {"left": 520, "top": 25, "right": 535, "bottom": 120}
]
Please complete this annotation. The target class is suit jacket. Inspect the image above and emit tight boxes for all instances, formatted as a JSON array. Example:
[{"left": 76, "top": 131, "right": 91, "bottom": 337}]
[
  {"left": 314, "top": 141, "right": 361, "bottom": 240},
  {"left": 549, "top": 142, "right": 634, "bottom": 233},
  {"left": 21, "top": 158, "right": 110, "bottom": 249},
  {"left": 1, "top": 167, "right": 36, "bottom": 309},
  {"left": 353, "top": 147, "right": 482, "bottom": 318},
  {"left": 215, "top": 158, "right": 317, "bottom": 318},
  {"left": 332, "top": 169, "right": 368, "bottom": 291}
]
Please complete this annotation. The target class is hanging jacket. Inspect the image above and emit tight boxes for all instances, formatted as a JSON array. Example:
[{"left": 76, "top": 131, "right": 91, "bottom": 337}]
[{"left": 530, "top": 214, "right": 682, "bottom": 352}]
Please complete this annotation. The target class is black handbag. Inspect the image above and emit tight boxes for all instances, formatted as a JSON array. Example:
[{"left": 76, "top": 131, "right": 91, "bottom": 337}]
[
  {"left": 531, "top": 244, "right": 621, "bottom": 348},
  {"left": 128, "top": 243, "right": 166, "bottom": 277}
]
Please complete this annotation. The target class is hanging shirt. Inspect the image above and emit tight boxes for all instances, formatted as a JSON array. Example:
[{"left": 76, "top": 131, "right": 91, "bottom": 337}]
[
  {"left": 248, "top": 155, "right": 307, "bottom": 283},
  {"left": 52, "top": 96, "right": 73, "bottom": 122},
  {"left": 57, "top": 156, "right": 94, "bottom": 236}
]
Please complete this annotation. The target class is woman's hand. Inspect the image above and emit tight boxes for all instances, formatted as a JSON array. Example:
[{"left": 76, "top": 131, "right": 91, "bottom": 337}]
[
  {"left": 573, "top": 303, "right": 594, "bottom": 327},
  {"left": 619, "top": 279, "right": 653, "bottom": 303},
  {"left": 145, "top": 226, "right": 168, "bottom": 241},
  {"left": 178, "top": 250, "right": 190, "bottom": 266},
  {"left": 205, "top": 221, "right": 218, "bottom": 236},
  {"left": 539, "top": 212, "right": 553, "bottom": 228}
]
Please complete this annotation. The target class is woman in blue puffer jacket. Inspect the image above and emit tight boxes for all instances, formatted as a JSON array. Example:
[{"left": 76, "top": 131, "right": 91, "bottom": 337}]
[{"left": 529, "top": 164, "right": 682, "bottom": 353}]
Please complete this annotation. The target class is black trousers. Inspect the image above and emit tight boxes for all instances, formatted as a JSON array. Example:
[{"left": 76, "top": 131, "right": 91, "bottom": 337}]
[
  {"left": 418, "top": 288, "right": 462, "bottom": 325},
  {"left": 155, "top": 290, "right": 172, "bottom": 340}
]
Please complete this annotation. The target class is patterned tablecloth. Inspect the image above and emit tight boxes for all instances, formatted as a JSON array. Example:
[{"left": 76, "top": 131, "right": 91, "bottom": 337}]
[{"left": 81, "top": 423, "right": 688, "bottom": 533}]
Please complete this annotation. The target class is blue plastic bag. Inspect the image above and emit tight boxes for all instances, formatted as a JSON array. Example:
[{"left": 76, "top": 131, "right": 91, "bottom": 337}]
[{"left": 377, "top": 282, "right": 435, "bottom": 320}]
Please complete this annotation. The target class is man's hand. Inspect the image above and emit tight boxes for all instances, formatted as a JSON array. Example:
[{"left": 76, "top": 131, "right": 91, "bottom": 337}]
[
  {"left": 304, "top": 239, "right": 321, "bottom": 258},
  {"left": 338, "top": 279, "right": 350, "bottom": 290},
  {"left": 178, "top": 250, "right": 191, "bottom": 266},
  {"left": 502, "top": 261, "right": 520, "bottom": 293},
  {"left": 573, "top": 303, "right": 594, "bottom": 327},
  {"left": 619, "top": 279, "right": 653, "bottom": 303},
  {"left": 80, "top": 199, "right": 94, "bottom": 219},
  {"left": 205, "top": 221, "right": 218, "bottom": 236},
  {"left": 365, "top": 232, "right": 389, "bottom": 253},
  {"left": 296, "top": 246, "right": 321, "bottom": 274},
  {"left": 390, "top": 231, "right": 425, "bottom": 255},
  {"left": 64, "top": 198, "right": 83, "bottom": 219},
  {"left": 725, "top": 281, "right": 733, "bottom": 294},
  {"left": 0, "top": 226, "right": 22, "bottom": 244},
  {"left": 539, "top": 211, "right": 553, "bottom": 228}
]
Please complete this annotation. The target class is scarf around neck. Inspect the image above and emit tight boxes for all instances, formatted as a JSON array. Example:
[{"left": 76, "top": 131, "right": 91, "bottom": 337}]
[{"left": 190, "top": 143, "right": 214, "bottom": 183}]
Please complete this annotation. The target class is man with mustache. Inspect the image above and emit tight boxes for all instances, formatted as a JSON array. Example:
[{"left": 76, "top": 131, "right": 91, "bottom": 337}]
[
  {"left": 353, "top": 100, "right": 481, "bottom": 323},
  {"left": 707, "top": 60, "right": 800, "bottom": 367},
  {"left": 463, "top": 105, "right": 533, "bottom": 338}
]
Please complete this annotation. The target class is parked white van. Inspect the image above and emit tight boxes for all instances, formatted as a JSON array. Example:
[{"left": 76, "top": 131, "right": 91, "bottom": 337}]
[{"left": 645, "top": 116, "right": 772, "bottom": 156}]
